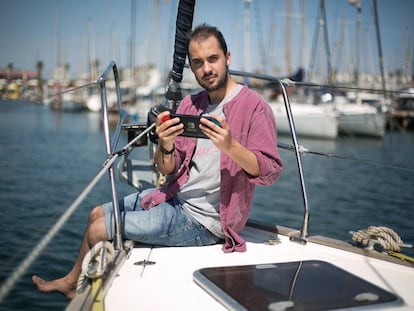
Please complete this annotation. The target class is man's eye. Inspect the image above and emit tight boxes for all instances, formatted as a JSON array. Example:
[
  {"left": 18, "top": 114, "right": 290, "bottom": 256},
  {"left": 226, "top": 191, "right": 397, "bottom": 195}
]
[{"left": 192, "top": 60, "right": 202, "bottom": 67}]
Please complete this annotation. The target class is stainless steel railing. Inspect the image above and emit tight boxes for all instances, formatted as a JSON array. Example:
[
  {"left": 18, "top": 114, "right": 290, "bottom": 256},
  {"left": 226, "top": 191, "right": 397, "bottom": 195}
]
[{"left": 95, "top": 61, "right": 155, "bottom": 250}]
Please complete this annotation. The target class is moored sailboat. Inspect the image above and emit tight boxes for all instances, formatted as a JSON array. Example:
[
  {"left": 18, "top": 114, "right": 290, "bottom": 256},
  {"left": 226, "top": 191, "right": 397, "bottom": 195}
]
[
  {"left": 269, "top": 100, "right": 338, "bottom": 139},
  {"left": 316, "top": 91, "right": 389, "bottom": 137}
]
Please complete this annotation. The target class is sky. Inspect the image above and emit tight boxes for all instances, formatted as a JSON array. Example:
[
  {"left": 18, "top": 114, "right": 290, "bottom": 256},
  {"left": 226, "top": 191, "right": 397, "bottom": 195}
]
[{"left": 0, "top": 0, "right": 413, "bottom": 80}]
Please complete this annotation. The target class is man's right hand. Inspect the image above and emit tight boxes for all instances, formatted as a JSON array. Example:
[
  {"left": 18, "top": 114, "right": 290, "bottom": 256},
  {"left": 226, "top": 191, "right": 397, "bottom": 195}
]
[{"left": 155, "top": 111, "right": 184, "bottom": 149}]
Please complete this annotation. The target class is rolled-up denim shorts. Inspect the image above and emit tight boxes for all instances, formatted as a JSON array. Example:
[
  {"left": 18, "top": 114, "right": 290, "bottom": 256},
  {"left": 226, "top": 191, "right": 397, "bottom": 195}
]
[{"left": 102, "top": 188, "right": 220, "bottom": 247}]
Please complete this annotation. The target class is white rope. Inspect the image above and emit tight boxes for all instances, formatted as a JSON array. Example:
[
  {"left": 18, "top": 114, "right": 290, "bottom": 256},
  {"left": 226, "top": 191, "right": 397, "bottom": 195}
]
[
  {"left": 83, "top": 241, "right": 114, "bottom": 278},
  {"left": 76, "top": 241, "right": 115, "bottom": 293},
  {"left": 351, "top": 226, "right": 404, "bottom": 252}
]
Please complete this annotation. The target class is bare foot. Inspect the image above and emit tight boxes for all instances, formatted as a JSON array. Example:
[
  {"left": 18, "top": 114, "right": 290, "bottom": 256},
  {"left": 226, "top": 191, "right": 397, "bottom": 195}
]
[{"left": 32, "top": 275, "right": 76, "bottom": 299}]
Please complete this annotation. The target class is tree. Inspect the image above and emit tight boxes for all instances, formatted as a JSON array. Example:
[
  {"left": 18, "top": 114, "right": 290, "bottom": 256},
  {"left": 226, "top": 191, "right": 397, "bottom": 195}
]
[
  {"left": 6, "top": 62, "right": 14, "bottom": 81},
  {"left": 36, "top": 61, "right": 44, "bottom": 96}
]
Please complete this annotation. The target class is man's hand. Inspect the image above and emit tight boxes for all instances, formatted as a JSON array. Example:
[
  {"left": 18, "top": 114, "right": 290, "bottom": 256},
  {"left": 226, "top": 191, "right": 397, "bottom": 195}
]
[
  {"left": 200, "top": 115, "right": 260, "bottom": 177},
  {"left": 200, "top": 116, "right": 230, "bottom": 150},
  {"left": 155, "top": 111, "right": 184, "bottom": 150},
  {"left": 153, "top": 111, "right": 184, "bottom": 174}
]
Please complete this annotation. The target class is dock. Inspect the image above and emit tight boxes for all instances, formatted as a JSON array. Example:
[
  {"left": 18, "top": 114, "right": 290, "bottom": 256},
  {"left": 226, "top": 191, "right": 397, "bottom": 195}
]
[{"left": 388, "top": 110, "right": 414, "bottom": 131}]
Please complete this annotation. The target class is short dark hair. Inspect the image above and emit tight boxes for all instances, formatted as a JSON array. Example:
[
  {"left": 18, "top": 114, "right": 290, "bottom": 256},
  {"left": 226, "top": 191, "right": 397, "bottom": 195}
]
[{"left": 186, "top": 23, "right": 228, "bottom": 56}]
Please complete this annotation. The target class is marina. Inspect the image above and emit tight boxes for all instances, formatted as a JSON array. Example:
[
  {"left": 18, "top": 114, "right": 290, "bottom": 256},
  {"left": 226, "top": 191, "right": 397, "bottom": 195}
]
[
  {"left": 1, "top": 78, "right": 413, "bottom": 310},
  {"left": 1, "top": 0, "right": 414, "bottom": 310}
]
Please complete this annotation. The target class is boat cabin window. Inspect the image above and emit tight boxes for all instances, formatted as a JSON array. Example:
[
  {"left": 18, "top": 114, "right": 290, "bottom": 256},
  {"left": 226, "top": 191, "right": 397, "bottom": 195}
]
[{"left": 193, "top": 260, "right": 402, "bottom": 311}]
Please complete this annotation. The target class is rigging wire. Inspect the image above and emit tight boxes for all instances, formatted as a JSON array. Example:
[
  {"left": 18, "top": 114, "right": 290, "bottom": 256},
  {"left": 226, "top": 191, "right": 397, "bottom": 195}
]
[
  {"left": 43, "top": 68, "right": 413, "bottom": 176},
  {"left": 50, "top": 75, "right": 413, "bottom": 175},
  {"left": 278, "top": 141, "right": 414, "bottom": 173},
  {"left": 52, "top": 67, "right": 413, "bottom": 103},
  {"left": 57, "top": 81, "right": 97, "bottom": 94},
  {"left": 227, "top": 68, "right": 413, "bottom": 96},
  {"left": 42, "top": 80, "right": 97, "bottom": 105}
]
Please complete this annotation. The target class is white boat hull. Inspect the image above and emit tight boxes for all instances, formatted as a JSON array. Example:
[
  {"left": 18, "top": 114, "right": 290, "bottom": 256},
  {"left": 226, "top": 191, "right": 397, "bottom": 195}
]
[
  {"left": 270, "top": 102, "right": 338, "bottom": 139},
  {"left": 337, "top": 104, "right": 387, "bottom": 137},
  {"left": 320, "top": 93, "right": 389, "bottom": 137}
]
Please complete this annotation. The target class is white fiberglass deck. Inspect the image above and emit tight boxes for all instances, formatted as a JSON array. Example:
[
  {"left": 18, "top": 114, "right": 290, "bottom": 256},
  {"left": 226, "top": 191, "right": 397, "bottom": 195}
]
[{"left": 104, "top": 225, "right": 414, "bottom": 311}]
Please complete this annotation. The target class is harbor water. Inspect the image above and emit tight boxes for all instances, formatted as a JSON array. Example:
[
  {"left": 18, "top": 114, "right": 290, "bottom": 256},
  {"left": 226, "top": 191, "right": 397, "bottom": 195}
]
[{"left": 0, "top": 100, "right": 413, "bottom": 310}]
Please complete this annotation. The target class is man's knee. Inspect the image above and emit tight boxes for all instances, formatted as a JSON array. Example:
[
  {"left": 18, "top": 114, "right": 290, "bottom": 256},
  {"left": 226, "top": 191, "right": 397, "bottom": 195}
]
[
  {"left": 88, "top": 216, "right": 108, "bottom": 245},
  {"left": 89, "top": 205, "right": 104, "bottom": 224}
]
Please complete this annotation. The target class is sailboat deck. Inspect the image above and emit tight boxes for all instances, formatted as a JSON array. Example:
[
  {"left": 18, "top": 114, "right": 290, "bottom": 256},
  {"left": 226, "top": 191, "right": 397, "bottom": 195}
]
[{"left": 102, "top": 224, "right": 414, "bottom": 311}]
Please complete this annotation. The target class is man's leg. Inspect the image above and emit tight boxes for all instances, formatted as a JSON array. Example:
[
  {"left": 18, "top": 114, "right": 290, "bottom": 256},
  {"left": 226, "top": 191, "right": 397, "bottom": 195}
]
[{"left": 32, "top": 205, "right": 107, "bottom": 299}]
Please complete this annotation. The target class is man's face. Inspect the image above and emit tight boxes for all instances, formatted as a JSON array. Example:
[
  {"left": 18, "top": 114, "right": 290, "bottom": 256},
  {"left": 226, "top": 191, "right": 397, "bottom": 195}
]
[{"left": 188, "top": 36, "right": 230, "bottom": 92}]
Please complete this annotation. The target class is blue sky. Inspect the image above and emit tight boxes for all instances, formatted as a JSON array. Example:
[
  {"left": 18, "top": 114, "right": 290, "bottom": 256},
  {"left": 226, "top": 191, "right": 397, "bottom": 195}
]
[{"left": 0, "top": 0, "right": 413, "bottom": 80}]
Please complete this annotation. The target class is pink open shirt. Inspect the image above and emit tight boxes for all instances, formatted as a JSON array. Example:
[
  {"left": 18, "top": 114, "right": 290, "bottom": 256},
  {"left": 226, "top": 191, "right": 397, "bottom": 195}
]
[{"left": 141, "top": 84, "right": 283, "bottom": 252}]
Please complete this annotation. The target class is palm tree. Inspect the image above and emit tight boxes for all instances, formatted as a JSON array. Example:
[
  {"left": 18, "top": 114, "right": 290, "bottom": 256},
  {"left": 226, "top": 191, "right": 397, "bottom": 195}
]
[
  {"left": 6, "top": 62, "right": 14, "bottom": 81},
  {"left": 36, "top": 61, "right": 44, "bottom": 97}
]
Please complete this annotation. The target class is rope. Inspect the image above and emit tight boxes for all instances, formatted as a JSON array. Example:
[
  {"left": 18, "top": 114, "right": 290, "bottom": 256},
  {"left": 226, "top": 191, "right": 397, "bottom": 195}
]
[
  {"left": 351, "top": 226, "right": 404, "bottom": 252},
  {"left": 76, "top": 241, "right": 115, "bottom": 293},
  {"left": 83, "top": 241, "right": 115, "bottom": 278}
]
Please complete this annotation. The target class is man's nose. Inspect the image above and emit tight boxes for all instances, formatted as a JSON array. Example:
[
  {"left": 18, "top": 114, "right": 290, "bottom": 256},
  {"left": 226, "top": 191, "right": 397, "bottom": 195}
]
[{"left": 202, "top": 62, "right": 212, "bottom": 73}]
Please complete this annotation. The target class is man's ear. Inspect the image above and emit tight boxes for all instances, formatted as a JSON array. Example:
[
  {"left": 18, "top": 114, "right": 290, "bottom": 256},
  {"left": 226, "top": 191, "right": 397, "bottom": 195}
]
[{"left": 226, "top": 51, "right": 231, "bottom": 66}]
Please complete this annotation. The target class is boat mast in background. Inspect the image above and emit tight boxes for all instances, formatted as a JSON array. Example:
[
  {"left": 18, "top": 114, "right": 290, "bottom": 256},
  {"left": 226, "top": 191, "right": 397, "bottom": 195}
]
[
  {"left": 129, "top": 0, "right": 136, "bottom": 87},
  {"left": 285, "top": 0, "right": 292, "bottom": 75},
  {"left": 349, "top": 0, "right": 361, "bottom": 87},
  {"left": 308, "top": 0, "right": 333, "bottom": 84},
  {"left": 373, "top": 0, "right": 387, "bottom": 94},
  {"left": 243, "top": 0, "right": 252, "bottom": 72}
]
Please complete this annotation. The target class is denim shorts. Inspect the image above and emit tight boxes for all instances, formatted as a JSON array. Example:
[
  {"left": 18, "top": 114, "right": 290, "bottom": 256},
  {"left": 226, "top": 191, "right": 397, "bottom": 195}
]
[{"left": 102, "top": 188, "right": 220, "bottom": 247}]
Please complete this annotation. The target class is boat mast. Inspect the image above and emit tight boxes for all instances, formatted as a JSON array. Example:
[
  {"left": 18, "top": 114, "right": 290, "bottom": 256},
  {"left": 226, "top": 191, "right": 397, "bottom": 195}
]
[
  {"left": 253, "top": 0, "right": 266, "bottom": 73},
  {"left": 299, "top": 0, "right": 305, "bottom": 70},
  {"left": 404, "top": 28, "right": 413, "bottom": 83},
  {"left": 129, "top": 0, "right": 136, "bottom": 86},
  {"left": 243, "top": 0, "right": 252, "bottom": 72},
  {"left": 88, "top": 19, "right": 96, "bottom": 81},
  {"left": 285, "top": 0, "right": 292, "bottom": 75},
  {"left": 320, "top": 0, "right": 333, "bottom": 83},
  {"left": 55, "top": 0, "right": 61, "bottom": 71},
  {"left": 308, "top": 0, "right": 333, "bottom": 83},
  {"left": 349, "top": 0, "right": 361, "bottom": 87},
  {"left": 373, "top": 0, "right": 387, "bottom": 93}
]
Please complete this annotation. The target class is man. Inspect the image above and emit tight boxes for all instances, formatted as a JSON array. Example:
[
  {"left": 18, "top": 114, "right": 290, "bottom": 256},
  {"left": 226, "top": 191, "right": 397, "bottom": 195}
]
[{"left": 33, "top": 23, "right": 282, "bottom": 299}]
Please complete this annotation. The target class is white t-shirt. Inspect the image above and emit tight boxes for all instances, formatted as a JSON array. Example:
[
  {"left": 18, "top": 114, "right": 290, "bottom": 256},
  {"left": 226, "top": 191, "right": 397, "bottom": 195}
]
[{"left": 176, "top": 85, "right": 242, "bottom": 238}]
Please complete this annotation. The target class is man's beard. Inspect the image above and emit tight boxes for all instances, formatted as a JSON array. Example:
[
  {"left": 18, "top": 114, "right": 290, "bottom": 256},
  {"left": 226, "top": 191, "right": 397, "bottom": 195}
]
[{"left": 199, "top": 66, "right": 229, "bottom": 92}]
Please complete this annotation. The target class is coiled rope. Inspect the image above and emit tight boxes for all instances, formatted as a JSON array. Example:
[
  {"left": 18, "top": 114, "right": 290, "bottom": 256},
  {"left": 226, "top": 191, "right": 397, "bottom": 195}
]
[
  {"left": 351, "top": 226, "right": 404, "bottom": 252},
  {"left": 76, "top": 241, "right": 115, "bottom": 293}
]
